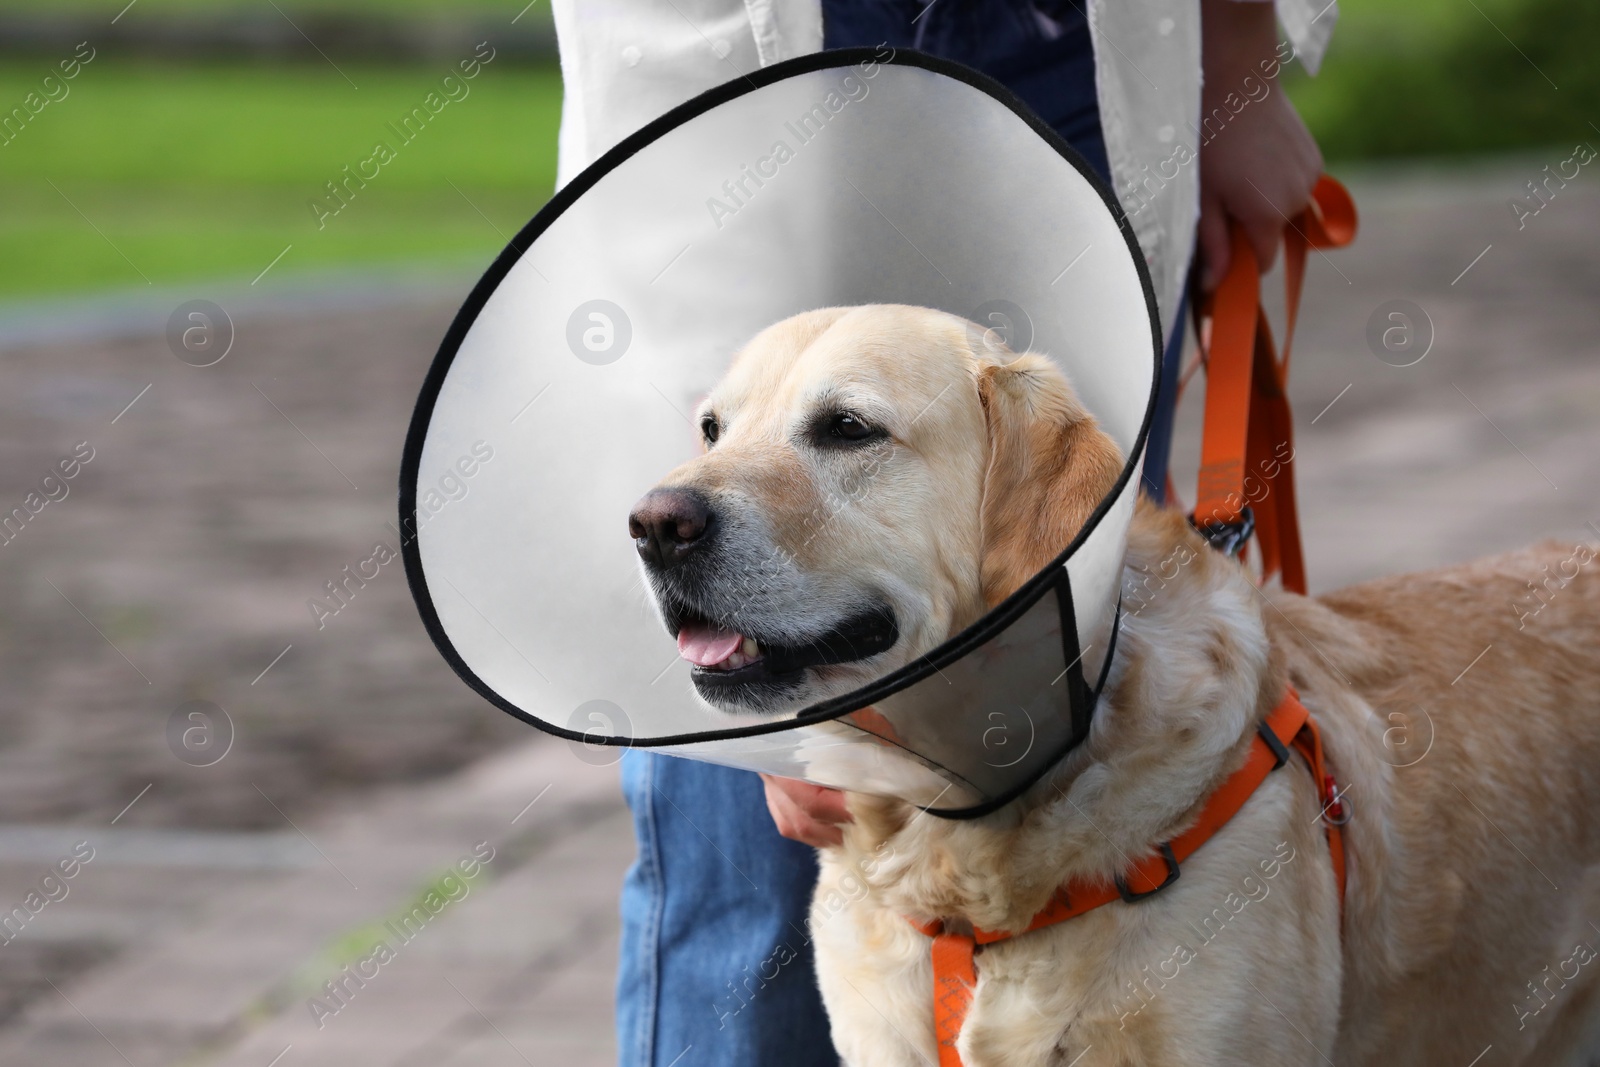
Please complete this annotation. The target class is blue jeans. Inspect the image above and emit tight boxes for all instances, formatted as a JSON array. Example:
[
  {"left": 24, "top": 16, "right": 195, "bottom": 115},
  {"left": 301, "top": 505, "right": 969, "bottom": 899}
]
[
  {"left": 615, "top": 6, "right": 1186, "bottom": 1065},
  {"left": 616, "top": 752, "right": 833, "bottom": 1066}
]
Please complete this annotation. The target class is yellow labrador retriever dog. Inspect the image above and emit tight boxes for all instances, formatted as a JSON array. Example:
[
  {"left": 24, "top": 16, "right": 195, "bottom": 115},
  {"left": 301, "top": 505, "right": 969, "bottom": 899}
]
[{"left": 628, "top": 304, "right": 1600, "bottom": 1066}]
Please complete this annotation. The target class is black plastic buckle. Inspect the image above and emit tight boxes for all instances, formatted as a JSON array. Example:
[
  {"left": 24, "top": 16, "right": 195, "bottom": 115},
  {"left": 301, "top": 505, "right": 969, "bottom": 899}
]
[
  {"left": 1116, "top": 842, "right": 1180, "bottom": 902},
  {"left": 1189, "top": 506, "right": 1255, "bottom": 559},
  {"left": 1257, "top": 720, "right": 1291, "bottom": 770}
]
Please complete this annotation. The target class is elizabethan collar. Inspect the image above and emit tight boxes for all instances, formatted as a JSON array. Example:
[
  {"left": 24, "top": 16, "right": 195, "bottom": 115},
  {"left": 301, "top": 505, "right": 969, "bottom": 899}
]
[{"left": 402, "top": 49, "right": 1160, "bottom": 816}]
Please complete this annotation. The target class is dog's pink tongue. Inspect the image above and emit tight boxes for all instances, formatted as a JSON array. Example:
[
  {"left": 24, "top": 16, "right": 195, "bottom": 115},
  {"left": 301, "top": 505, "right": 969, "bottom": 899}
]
[{"left": 678, "top": 623, "right": 743, "bottom": 667}]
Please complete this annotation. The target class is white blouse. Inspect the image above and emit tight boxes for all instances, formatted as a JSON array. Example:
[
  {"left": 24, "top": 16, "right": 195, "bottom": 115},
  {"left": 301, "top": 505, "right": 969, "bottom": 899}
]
[{"left": 550, "top": 0, "right": 1336, "bottom": 335}]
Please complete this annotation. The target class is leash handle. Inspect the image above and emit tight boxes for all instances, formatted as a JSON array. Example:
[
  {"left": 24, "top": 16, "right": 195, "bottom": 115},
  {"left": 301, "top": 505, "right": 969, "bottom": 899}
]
[{"left": 1191, "top": 176, "right": 1357, "bottom": 594}]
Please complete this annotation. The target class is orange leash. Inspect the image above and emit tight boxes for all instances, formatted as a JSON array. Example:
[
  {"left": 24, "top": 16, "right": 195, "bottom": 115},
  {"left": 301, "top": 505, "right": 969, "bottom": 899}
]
[
  {"left": 909, "top": 689, "right": 1346, "bottom": 1066},
  {"left": 1190, "top": 176, "right": 1358, "bottom": 594}
]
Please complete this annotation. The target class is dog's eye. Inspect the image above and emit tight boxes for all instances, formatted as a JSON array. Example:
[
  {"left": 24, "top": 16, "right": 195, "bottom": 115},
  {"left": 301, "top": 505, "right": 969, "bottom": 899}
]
[
  {"left": 821, "top": 412, "right": 882, "bottom": 445},
  {"left": 700, "top": 416, "right": 720, "bottom": 445}
]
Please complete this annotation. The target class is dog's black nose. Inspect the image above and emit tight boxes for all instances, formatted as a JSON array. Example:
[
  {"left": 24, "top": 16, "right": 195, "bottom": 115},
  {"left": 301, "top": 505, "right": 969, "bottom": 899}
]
[{"left": 629, "top": 488, "right": 713, "bottom": 569}]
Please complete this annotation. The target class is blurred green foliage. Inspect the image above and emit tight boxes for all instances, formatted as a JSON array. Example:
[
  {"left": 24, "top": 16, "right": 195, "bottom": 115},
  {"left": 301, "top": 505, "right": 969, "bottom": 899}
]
[
  {"left": 0, "top": 0, "right": 1591, "bottom": 297},
  {"left": 1289, "top": 0, "right": 1599, "bottom": 159}
]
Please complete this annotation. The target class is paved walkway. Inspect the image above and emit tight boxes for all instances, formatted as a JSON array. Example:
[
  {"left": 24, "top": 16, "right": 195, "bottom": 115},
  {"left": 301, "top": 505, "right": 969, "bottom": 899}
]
[
  {"left": 0, "top": 738, "right": 629, "bottom": 1067},
  {"left": 0, "top": 161, "right": 1595, "bottom": 1066}
]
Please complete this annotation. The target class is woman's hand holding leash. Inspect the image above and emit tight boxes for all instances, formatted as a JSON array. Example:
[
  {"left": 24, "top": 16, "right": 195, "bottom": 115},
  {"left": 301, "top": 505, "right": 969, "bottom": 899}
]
[{"left": 1196, "top": 0, "right": 1324, "bottom": 292}]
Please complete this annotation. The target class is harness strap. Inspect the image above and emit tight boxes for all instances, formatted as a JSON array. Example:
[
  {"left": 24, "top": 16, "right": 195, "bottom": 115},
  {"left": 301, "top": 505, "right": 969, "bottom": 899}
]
[
  {"left": 1290, "top": 700, "right": 1347, "bottom": 904},
  {"left": 1191, "top": 176, "right": 1358, "bottom": 594},
  {"left": 929, "top": 932, "right": 977, "bottom": 1067},
  {"left": 908, "top": 688, "right": 1346, "bottom": 1066}
]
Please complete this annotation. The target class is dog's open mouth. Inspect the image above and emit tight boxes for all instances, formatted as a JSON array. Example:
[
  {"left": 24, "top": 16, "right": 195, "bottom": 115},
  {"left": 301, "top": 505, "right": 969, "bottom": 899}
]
[{"left": 663, "top": 600, "right": 899, "bottom": 708}]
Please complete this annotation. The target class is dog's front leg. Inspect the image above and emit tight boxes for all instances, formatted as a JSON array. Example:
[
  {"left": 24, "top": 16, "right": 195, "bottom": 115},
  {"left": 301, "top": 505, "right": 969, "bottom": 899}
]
[{"left": 811, "top": 853, "right": 942, "bottom": 1067}]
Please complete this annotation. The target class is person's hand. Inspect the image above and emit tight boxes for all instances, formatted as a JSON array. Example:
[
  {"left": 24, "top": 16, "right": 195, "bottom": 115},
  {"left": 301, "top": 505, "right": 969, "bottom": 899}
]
[
  {"left": 761, "top": 773, "right": 853, "bottom": 848},
  {"left": 1196, "top": 0, "right": 1324, "bottom": 291}
]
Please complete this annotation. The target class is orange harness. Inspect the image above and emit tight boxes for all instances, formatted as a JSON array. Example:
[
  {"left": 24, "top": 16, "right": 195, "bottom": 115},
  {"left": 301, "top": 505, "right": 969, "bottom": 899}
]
[{"left": 908, "top": 688, "right": 1347, "bottom": 1067}]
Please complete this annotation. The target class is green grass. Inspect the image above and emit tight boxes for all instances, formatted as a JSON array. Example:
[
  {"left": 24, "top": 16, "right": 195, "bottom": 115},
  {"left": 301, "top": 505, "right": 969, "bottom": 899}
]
[
  {"left": 0, "top": 60, "right": 562, "bottom": 296},
  {"left": 1287, "top": 0, "right": 1600, "bottom": 160},
  {"left": 0, "top": 0, "right": 547, "bottom": 17}
]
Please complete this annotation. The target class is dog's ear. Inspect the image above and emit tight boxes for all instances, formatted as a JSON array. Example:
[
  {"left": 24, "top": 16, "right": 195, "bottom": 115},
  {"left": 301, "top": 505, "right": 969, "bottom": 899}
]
[{"left": 976, "top": 350, "right": 1124, "bottom": 607}]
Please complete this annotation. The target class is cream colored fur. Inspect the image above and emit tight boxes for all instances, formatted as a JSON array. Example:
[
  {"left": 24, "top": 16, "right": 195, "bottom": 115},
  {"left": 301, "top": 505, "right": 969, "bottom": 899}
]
[{"left": 665, "top": 305, "right": 1600, "bottom": 1065}]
